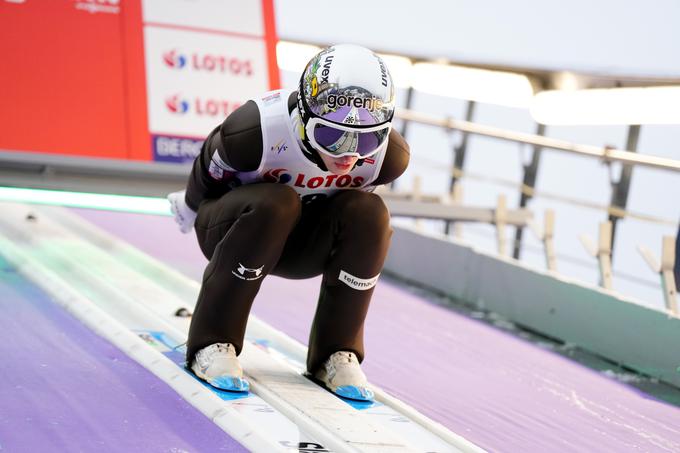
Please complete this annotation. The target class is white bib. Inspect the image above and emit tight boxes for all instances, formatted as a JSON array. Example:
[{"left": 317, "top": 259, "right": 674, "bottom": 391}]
[{"left": 235, "top": 89, "right": 387, "bottom": 205}]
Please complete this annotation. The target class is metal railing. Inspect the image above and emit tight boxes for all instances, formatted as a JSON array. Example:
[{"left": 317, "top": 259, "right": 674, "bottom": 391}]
[
  {"left": 396, "top": 109, "right": 680, "bottom": 173},
  {"left": 394, "top": 107, "right": 679, "bottom": 313},
  {"left": 0, "top": 108, "right": 677, "bottom": 311}
]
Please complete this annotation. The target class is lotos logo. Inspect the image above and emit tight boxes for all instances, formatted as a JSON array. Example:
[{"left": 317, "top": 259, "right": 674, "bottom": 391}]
[
  {"left": 264, "top": 168, "right": 365, "bottom": 189},
  {"left": 163, "top": 50, "right": 187, "bottom": 69},
  {"left": 164, "top": 95, "right": 241, "bottom": 117},
  {"left": 192, "top": 53, "right": 253, "bottom": 76},
  {"left": 161, "top": 50, "right": 253, "bottom": 76},
  {"left": 194, "top": 98, "right": 240, "bottom": 117},
  {"left": 292, "top": 173, "right": 365, "bottom": 189},
  {"left": 263, "top": 168, "right": 292, "bottom": 184},
  {"left": 327, "top": 94, "right": 384, "bottom": 112},
  {"left": 165, "top": 95, "right": 190, "bottom": 114}
]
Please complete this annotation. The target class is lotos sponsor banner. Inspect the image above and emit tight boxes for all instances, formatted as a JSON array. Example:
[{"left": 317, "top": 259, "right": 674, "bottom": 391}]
[
  {"left": 162, "top": 49, "right": 254, "bottom": 76},
  {"left": 144, "top": 23, "right": 272, "bottom": 144}
]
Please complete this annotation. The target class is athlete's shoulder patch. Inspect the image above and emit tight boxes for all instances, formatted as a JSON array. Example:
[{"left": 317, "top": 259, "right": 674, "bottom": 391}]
[
  {"left": 261, "top": 91, "right": 281, "bottom": 106},
  {"left": 209, "top": 149, "right": 237, "bottom": 180}
]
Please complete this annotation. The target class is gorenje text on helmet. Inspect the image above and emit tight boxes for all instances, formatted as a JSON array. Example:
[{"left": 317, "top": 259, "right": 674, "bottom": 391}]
[{"left": 326, "top": 94, "right": 385, "bottom": 112}]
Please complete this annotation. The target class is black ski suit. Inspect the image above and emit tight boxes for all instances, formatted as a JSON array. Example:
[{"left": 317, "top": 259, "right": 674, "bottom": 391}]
[{"left": 184, "top": 91, "right": 409, "bottom": 373}]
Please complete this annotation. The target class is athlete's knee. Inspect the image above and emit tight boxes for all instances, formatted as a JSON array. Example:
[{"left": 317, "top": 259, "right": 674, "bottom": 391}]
[
  {"left": 336, "top": 191, "right": 391, "bottom": 235},
  {"left": 250, "top": 184, "right": 301, "bottom": 225}
]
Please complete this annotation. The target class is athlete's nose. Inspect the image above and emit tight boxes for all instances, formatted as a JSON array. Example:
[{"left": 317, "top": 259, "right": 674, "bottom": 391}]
[{"left": 336, "top": 156, "right": 356, "bottom": 164}]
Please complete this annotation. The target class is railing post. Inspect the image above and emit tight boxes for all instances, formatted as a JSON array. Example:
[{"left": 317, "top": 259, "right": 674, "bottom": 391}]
[
  {"left": 597, "top": 221, "right": 614, "bottom": 290},
  {"left": 543, "top": 209, "right": 557, "bottom": 271},
  {"left": 661, "top": 236, "right": 678, "bottom": 314},
  {"left": 495, "top": 194, "right": 508, "bottom": 256},
  {"left": 398, "top": 86, "right": 415, "bottom": 139},
  {"left": 528, "top": 209, "right": 557, "bottom": 271},
  {"left": 637, "top": 235, "right": 678, "bottom": 313},
  {"left": 673, "top": 225, "right": 680, "bottom": 290},
  {"left": 450, "top": 184, "right": 464, "bottom": 239},
  {"left": 579, "top": 221, "right": 613, "bottom": 289},
  {"left": 608, "top": 124, "right": 640, "bottom": 261},
  {"left": 513, "top": 123, "right": 546, "bottom": 260},
  {"left": 412, "top": 175, "right": 423, "bottom": 231}
]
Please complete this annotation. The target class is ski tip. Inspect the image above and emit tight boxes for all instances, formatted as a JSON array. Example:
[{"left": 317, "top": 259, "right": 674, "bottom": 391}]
[
  {"left": 303, "top": 371, "right": 377, "bottom": 407},
  {"left": 334, "top": 385, "right": 375, "bottom": 402},
  {"left": 208, "top": 375, "right": 250, "bottom": 393}
]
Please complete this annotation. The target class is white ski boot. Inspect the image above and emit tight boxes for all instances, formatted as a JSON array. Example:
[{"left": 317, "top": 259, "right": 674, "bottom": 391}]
[
  {"left": 314, "top": 351, "right": 374, "bottom": 401},
  {"left": 191, "top": 343, "right": 249, "bottom": 392}
]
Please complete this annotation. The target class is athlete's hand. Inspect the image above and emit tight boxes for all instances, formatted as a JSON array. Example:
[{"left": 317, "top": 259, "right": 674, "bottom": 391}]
[{"left": 167, "top": 190, "right": 197, "bottom": 234}]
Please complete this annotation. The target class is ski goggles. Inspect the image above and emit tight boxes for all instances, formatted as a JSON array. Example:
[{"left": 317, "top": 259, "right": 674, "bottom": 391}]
[{"left": 305, "top": 117, "right": 391, "bottom": 159}]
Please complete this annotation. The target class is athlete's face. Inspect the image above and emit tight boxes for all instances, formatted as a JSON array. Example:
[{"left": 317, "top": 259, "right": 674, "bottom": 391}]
[{"left": 318, "top": 153, "right": 359, "bottom": 175}]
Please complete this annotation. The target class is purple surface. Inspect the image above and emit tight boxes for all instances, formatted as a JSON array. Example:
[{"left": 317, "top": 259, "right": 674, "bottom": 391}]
[
  {"left": 0, "top": 256, "right": 245, "bottom": 452},
  {"left": 75, "top": 208, "right": 680, "bottom": 452}
]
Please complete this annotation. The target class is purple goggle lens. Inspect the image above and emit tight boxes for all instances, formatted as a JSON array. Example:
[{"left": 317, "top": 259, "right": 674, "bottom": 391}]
[{"left": 313, "top": 124, "right": 389, "bottom": 157}]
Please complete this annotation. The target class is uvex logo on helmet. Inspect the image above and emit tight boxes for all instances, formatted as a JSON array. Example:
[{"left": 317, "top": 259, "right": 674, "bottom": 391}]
[
  {"left": 378, "top": 59, "right": 389, "bottom": 87},
  {"left": 319, "top": 55, "right": 334, "bottom": 86},
  {"left": 311, "top": 54, "right": 334, "bottom": 98},
  {"left": 327, "top": 94, "right": 384, "bottom": 111}
]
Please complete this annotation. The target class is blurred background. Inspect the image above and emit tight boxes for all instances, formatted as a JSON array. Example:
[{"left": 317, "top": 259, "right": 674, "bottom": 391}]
[
  {"left": 2, "top": 2, "right": 680, "bottom": 451},
  {"left": 275, "top": 0, "right": 680, "bottom": 308},
  {"left": 3, "top": 0, "right": 677, "bottom": 306}
]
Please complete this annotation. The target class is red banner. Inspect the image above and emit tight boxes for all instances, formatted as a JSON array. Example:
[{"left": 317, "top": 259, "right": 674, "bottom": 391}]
[{"left": 0, "top": 0, "right": 278, "bottom": 162}]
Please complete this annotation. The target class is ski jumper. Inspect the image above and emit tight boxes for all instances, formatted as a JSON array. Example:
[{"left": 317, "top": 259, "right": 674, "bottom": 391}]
[{"left": 184, "top": 90, "right": 410, "bottom": 373}]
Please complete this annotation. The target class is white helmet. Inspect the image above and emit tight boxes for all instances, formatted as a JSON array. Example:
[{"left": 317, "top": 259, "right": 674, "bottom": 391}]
[{"left": 297, "top": 44, "right": 395, "bottom": 159}]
